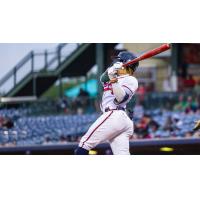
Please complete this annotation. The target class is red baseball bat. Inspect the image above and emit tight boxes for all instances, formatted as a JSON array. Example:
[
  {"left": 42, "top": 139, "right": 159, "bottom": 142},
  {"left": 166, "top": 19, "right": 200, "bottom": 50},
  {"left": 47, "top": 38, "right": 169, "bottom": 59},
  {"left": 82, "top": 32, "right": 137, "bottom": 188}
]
[{"left": 123, "top": 43, "right": 171, "bottom": 67}]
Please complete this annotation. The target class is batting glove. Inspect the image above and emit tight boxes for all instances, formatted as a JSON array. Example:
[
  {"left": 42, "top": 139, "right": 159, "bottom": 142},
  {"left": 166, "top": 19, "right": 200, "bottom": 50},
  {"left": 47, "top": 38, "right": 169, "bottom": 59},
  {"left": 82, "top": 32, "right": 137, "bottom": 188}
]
[
  {"left": 108, "top": 62, "right": 123, "bottom": 80},
  {"left": 108, "top": 66, "right": 118, "bottom": 80},
  {"left": 112, "top": 62, "right": 123, "bottom": 70}
]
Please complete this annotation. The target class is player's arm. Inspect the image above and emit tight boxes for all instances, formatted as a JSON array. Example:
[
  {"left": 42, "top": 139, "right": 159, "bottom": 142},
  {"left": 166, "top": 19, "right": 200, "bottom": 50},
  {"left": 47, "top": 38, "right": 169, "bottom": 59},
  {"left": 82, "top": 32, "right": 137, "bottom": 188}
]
[
  {"left": 108, "top": 61, "right": 138, "bottom": 103},
  {"left": 112, "top": 82, "right": 128, "bottom": 104},
  {"left": 100, "top": 69, "right": 110, "bottom": 84},
  {"left": 100, "top": 66, "right": 128, "bottom": 104},
  {"left": 107, "top": 64, "right": 129, "bottom": 104},
  {"left": 113, "top": 77, "right": 138, "bottom": 105}
]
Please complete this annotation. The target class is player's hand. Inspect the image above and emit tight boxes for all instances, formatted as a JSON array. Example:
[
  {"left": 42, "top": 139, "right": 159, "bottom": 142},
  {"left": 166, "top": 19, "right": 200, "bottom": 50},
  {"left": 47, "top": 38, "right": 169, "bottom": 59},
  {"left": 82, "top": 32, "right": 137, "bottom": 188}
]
[
  {"left": 112, "top": 62, "right": 123, "bottom": 70},
  {"left": 193, "top": 120, "right": 200, "bottom": 131},
  {"left": 108, "top": 62, "right": 123, "bottom": 80},
  {"left": 108, "top": 66, "right": 118, "bottom": 80}
]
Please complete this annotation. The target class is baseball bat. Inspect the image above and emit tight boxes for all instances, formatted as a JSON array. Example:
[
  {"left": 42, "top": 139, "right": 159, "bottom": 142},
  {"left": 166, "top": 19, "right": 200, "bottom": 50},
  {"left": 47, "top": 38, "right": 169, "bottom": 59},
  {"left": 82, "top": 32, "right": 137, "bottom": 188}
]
[{"left": 123, "top": 43, "right": 171, "bottom": 67}]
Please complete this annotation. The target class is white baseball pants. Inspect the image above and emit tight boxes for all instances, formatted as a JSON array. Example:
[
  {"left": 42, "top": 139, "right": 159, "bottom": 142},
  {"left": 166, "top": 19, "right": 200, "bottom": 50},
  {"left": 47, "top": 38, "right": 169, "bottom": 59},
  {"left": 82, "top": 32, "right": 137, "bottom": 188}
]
[{"left": 79, "top": 110, "right": 134, "bottom": 155}]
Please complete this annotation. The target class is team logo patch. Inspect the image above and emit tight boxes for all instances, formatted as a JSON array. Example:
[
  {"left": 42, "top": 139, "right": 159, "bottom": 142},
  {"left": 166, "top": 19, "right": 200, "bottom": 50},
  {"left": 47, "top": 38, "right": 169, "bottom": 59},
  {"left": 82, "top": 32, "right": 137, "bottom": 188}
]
[{"left": 103, "top": 83, "right": 113, "bottom": 94}]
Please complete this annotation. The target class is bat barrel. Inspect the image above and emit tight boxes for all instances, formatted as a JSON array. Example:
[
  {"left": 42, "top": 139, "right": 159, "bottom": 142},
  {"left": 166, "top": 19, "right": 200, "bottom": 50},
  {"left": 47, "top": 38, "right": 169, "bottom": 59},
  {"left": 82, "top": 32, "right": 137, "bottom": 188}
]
[{"left": 122, "top": 44, "right": 171, "bottom": 67}]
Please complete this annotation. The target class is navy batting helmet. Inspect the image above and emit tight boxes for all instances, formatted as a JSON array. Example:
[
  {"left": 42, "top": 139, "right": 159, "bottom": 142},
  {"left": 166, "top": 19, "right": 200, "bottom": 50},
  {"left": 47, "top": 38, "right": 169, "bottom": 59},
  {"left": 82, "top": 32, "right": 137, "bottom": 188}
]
[{"left": 113, "top": 51, "right": 139, "bottom": 72}]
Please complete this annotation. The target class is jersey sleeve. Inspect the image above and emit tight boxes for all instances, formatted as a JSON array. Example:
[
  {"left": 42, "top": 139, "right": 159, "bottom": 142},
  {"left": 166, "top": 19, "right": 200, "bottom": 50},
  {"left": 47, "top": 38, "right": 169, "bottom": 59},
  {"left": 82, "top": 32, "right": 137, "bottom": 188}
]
[
  {"left": 100, "top": 70, "right": 109, "bottom": 84},
  {"left": 113, "top": 76, "right": 138, "bottom": 105},
  {"left": 121, "top": 76, "right": 138, "bottom": 96}
]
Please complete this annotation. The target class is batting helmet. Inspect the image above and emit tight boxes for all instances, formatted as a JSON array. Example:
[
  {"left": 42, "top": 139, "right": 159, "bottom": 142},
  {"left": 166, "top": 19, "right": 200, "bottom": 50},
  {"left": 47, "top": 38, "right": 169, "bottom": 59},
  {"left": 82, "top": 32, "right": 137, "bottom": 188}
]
[{"left": 113, "top": 51, "right": 139, "bottom": 72}]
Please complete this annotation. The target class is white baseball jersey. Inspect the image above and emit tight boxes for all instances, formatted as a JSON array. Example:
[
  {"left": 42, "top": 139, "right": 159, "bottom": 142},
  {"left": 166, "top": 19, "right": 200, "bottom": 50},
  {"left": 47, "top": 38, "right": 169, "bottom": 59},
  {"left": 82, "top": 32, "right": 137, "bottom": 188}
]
[
  {"left": 78, "top": 74, "right": 139, "bottom": 155},
  {"left": 101, "top": 74, "right": 138, "bottom": 112}
]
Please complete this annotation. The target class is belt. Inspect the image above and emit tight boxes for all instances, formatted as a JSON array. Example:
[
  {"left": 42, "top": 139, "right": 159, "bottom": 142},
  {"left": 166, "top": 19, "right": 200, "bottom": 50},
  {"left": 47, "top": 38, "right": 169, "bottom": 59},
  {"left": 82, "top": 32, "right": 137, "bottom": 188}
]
[{"left": 105, "top": 107, "right": 125, "bottom": 112}]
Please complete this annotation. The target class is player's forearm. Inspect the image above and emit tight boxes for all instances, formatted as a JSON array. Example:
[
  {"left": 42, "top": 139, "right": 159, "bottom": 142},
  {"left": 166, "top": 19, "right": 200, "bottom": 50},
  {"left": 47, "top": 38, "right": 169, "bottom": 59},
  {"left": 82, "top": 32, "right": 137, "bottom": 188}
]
[
  {"left": 100, "top": 70, "right": 109, "bottom": 84},
  {"left": 112, "top": 82, "right": 126, "bottom": 103}
]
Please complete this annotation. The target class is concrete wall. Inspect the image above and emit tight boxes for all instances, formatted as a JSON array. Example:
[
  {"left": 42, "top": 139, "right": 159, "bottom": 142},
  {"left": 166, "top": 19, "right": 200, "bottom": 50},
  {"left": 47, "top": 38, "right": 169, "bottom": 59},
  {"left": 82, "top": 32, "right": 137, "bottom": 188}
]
[
  {"left": 124, "top": 43, "right": 163, "bottom": 54},
  {"left": 123, "top": 43, "right": 170, "bottom": 91}
]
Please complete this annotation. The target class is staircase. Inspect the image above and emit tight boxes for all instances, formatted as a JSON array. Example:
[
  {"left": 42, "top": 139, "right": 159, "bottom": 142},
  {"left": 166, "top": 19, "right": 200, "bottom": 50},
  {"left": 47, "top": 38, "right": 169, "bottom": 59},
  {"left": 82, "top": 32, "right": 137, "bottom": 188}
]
[{"left": 0, "top": 43, "right": 117, "bottom": 98}]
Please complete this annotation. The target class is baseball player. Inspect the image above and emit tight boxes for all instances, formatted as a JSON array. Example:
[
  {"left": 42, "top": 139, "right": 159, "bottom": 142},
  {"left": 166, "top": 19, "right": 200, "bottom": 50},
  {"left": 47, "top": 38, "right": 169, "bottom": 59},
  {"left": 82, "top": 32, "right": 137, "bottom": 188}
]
[{"left": 75, "top": 51, "right": 139, "bottom": 155}]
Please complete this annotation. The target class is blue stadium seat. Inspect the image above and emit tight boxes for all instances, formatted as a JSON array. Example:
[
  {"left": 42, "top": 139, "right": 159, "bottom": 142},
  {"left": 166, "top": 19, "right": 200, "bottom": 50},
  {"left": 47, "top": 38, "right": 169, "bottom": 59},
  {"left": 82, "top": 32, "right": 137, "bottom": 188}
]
[{"left": 0, "top": 108, "right": 199, "bottom": 146}]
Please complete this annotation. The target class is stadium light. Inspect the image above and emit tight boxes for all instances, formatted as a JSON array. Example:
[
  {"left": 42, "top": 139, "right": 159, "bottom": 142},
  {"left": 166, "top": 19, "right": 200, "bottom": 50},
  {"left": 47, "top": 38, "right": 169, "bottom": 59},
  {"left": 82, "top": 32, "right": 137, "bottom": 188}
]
[
  {"left": 160, "top": 147, "right": 174, "bottom": 152},
  {"left": 89, "top": 150, "right": 98, "bottom": 155}
]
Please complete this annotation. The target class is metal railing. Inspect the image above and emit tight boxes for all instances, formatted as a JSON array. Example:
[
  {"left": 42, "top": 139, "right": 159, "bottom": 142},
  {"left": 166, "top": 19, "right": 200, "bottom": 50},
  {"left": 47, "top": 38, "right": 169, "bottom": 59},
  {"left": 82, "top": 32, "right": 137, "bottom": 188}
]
[{"left": 0, "top": 43, "right": 82, "bottom": 95}]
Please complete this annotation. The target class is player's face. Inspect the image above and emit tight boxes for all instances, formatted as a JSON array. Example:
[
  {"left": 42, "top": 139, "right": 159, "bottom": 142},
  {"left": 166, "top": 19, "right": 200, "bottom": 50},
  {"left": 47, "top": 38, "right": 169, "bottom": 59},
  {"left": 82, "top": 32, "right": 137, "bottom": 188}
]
[
  {"left": 117, "top": 67, "right": 134, "bottom": 76},
  {"left": 117, "top": 68, "right": 129, "bottom": 76}
]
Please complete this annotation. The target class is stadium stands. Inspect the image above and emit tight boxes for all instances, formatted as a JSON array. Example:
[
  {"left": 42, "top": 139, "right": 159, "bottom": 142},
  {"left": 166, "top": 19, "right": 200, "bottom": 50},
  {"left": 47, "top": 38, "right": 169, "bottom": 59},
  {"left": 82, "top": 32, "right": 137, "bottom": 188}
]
[
  {"left": 0, "top": 110, "right": 99, "bottom": 146},
  {"left": 0, "top": 106, "right": 200, "bottom": 147}
]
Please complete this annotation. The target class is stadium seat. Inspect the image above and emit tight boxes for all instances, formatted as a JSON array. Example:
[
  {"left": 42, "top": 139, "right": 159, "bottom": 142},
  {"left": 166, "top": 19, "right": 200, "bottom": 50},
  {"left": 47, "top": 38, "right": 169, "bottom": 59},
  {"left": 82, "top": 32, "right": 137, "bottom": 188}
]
[{"left": 0, "top": 108, "right": 200, "bottom": 146}]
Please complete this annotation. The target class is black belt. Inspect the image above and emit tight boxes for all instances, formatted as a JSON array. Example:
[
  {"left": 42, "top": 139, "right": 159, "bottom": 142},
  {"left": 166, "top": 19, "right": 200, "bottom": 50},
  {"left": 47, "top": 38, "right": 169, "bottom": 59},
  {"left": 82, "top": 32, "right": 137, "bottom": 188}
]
[{"left": 105, "top": 107, "right": 125, "bottom": 112}]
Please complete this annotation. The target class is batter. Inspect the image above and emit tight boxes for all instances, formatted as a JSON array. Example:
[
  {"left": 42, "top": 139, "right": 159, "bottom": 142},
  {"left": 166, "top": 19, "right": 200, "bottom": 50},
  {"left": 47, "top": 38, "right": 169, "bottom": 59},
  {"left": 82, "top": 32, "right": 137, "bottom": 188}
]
[{"left": 75, "top": 51, "right": 139, "bottom": 155}]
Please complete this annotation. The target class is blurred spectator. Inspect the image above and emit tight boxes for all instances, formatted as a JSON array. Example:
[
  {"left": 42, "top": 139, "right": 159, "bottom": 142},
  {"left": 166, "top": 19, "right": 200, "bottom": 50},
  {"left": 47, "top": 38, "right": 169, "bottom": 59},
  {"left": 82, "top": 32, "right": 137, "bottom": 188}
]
[
  {"left": 130, "top": 133, "right": 139, "bottom": 140},
  {"left": 133, "top": 100, "right": 144, "bottom": 119},
  {"left": 137, "top": 83, "right": 146, "bottom": 103},
  {"left": 173, "top": 95, "right": 187, "bottom": 111},
  {"left": 78, "top": 88, "right": 89, "bottom": 98},
  {"left": 134, "top": 114, "right": 150, "bottom": 138},
  {"left": 177, "top": 77, "right": 186, "bottom": 92},
  {"left": 148, "top": 120, "right": 159, "bottom": 137},
  {"left": 163, "top": 77, "right": 173, "bottom": 92},
  {"left": 183, "top": 74, "right": 196, "bottom": 90},
  {"left": 145, "top": 82, "right": 155, "bottom": 92},
  {"left": 135, "top": 114, "right": 159, "bottom": 139},
  {"left": 185, "top": 131, "right": 193, "bottom": 138},
  {"left": 0, "top": 117, "right": 14, "bottom": 129},
  {"left": 196, "top": 97, "right": 200, "bottom": 113},
  {"left": 59, "top": 135, "right": 68, "bottom": 144},
  {"left": 76, "top": 88, "right": 90, "bottom": 114},
  {"left": 194, "top": 97, "right": 200, "bottom": 113},
  {"left": 163, "top": 116, "right": 174, "bottom": 131},
  {"left": 193, "top": 130, "right": 200, "bottom": 138},
  {"left": 0, "top": 117, "right": 4, "bottom": 127},
  {"left": 159, "top": 114, "right": 184, "bottom": 137},
  {"left": 43, "top": 136, "right": 52, "bottom": 145},
  {"left": 194, "top": 80, "right": 200, "bottom": 97},
  {"left": 184, "top": 96, "right": 198, "bottom": 113},
  {"left": 69, "top": 135, "right": 78, "bottom": 142},
  {"left": 172, "top": 114, "right": 183, "bottom": 130},
  {"left": 56, "top": 97, "right": 69, "bottom": 113}
]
